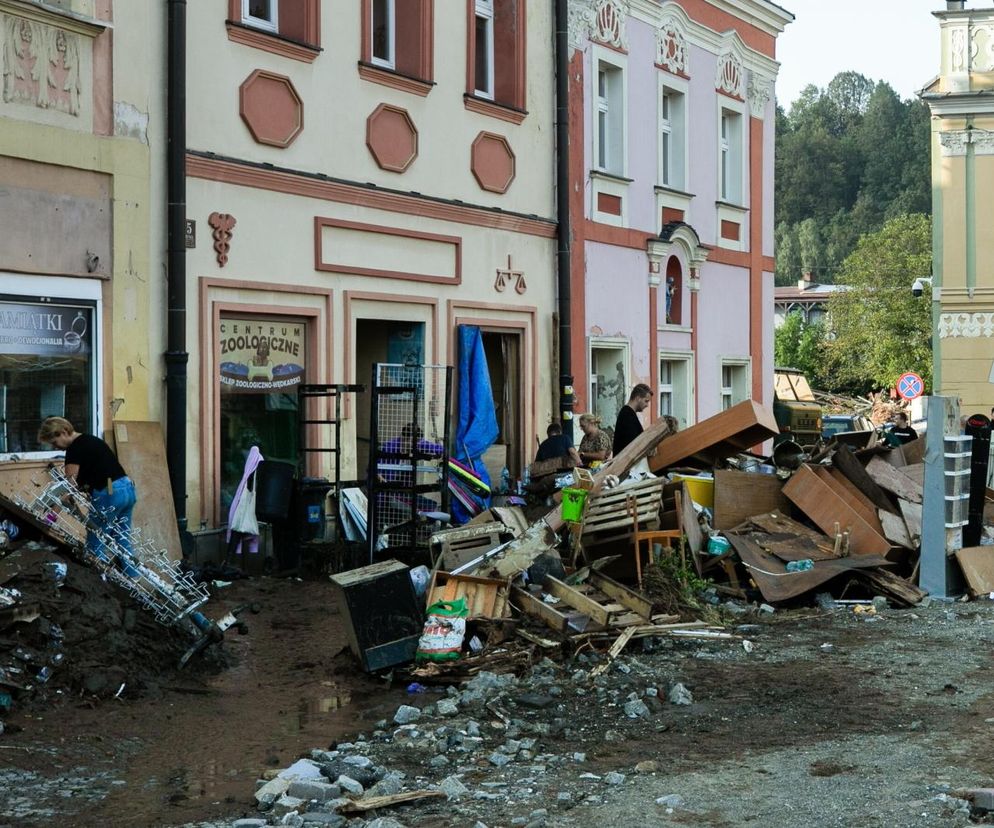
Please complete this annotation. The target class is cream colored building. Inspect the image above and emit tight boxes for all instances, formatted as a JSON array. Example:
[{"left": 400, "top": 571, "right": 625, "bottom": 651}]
[
  {"left": 923, "top": 0, "right": 994, "bottom": 413},
  {"left": 0, "top": 1, "right": 164, "bottom": 494},
  {"left": 185, "top": 2, "right": 557, "bottom": 528}
]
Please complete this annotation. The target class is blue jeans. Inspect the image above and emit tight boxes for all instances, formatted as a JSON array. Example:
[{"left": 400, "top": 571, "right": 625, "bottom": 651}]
[{"left": 87, "top": 476, "right": 138, "bottom": 572}]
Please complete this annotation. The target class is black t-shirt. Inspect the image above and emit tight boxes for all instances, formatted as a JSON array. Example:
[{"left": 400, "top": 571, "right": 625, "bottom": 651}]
[
  {"left": 892, "top": 425, "right": 918, "bottom": 445},
  {"left": 535, "top": 433, "right": 573, "bottom": 462},
  {"left": 613, "top": 405, "right": 644, "bottom": 455},
  {"left": 65, "top": 434, "right": 127, "bottom": 492}
]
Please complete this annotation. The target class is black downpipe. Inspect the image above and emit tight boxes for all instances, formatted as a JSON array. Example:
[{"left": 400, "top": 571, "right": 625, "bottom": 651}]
[
  {"left": 554, "top": 0, "right": 574, "bottom": 440},
  {"left": 166, "top": 0, "right": 189, "bottom": 534}
]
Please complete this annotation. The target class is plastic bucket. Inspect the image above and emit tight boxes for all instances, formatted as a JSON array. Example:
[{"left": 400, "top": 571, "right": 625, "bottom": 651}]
[
  {"left": 707, "top": 535, "right": 731, "bottom": 556},
  {"left": 561, "top": 487, "right": 588, "bottom": 523},
  {"left": 671, "top": 473, "right": 714, "bottom": 508}
]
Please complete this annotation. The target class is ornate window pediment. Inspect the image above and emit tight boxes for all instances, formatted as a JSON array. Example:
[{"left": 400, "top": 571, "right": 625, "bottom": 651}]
[
  {"left": 569, "top": 0, "right": 629, "bottom": 50},
  {"left": 657, "top": 17, "right": 687, "bottom": 74},
  {"left": 716, "top": 50, "right": 744, "bottom": 98}
]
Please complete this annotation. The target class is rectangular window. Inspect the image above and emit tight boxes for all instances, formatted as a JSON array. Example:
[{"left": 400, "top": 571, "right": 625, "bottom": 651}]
[
  {"left": 720, "top": 359, "right": 749, "bottom": 411},
  {"left": 242, "top": 0, "right": 277, "bottom": 32},
  {"left": 659, "top": 359, "right": 673, "bottom": 415},
  {"left": 595, "top": 59, "right": 625, "bottom": 175},
  {"left": 371, "top": 0, "right": 395, "bottom": 68},
  {"left": 659, "top": 354, "right": 693, "bottom": 429},
  {"left": 660, "top": 85, "right": 686, "bottom": 189},
  {"left": 0, "top": 297, "right": 96, "bottom": 454},
  {"left": 719, "top": 107, "right": 743, "bottom": 204},
  {"left": 474, "top": 0, "right": 495, "bottom": 99},
  {"left": 589, "top": 341, "right": 630, "bottom": 435}
]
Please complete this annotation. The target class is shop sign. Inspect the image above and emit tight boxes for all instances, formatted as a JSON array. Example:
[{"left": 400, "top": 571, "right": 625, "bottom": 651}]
[
  {"left": 218, "top": 317, "right": 305, "bottom": 392},
  {"left": 0, "top": 301, "right": 91, "bottom": 356}
]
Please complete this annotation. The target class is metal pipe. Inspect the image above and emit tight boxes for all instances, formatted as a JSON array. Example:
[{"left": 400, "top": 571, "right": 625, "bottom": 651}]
[
  {"left": 554, "top": 0, "right": 574, "bottom": 439},
  {"left": 166, "top": 0, "right": 189, "bottom": 533}
]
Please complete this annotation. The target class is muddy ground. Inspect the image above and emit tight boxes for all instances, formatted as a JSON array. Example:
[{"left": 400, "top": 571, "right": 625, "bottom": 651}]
[{"left": 2, "top": 576, "right": 994, "bottom": 827}]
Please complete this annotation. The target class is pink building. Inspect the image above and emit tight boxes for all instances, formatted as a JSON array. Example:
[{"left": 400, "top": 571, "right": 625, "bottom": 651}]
[{"left": 566, "top": 0, "right": 792, "bottom": 433}]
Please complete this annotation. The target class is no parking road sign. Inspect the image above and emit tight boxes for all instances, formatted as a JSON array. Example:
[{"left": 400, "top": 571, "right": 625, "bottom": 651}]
[{"left": 897, "top": 372, "right": 924, "bottom": 401}]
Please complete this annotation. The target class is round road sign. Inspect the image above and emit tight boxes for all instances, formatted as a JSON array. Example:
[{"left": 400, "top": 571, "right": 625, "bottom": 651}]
[{"left": 897, "top": 372, "right": 924, "bottom": 401}]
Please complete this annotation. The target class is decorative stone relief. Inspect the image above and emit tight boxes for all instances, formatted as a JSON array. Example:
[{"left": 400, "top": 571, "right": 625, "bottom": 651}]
[
  {"left": 567, "top": 2, "right": 596, "bottom": 49},
  {"left": 239, "top": 70, "right": 304, "bottom": 148},
  {"left": 471, "top": 131, "right": 516, "bottom": 194},
  {"left": 2, "top": 14, "right": 81, "bottom": 115},
  {"left": 494, "top": 255, "right": 526, "bottom": 295},
  {"left": 568, "top": 0, "right": 629, "bottom": 50},
  {"left": 952, "top": 26, "right": 967, "bottom": 72},
  {"left": 208, "top": 212, "right": 237, "bottom": 268},
  {"left": 716, "top": 50, "right": 744, "bottom": 98},
  {"left": 939, "top": 128, "right": 994, "bottom": 156},
  {"left": 971, "top": 25, "right": 994, "bottom": 73},
  {"left": 657, "top": 17, "right": 687, "bottom": 74},
  {"left": 747, "top": 71, "right": 772, "bottom": 118},
  {"left": 366, "top": 103, "right": 418, "bottom": 172},
  {"left": 939, "top": 312, "right": 994, "bottom": 338}
]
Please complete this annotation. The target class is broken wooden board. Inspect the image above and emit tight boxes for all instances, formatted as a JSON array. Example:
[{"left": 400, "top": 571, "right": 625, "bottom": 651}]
[
  {"left": 783, "top": 466, "right": 892, "bottom": 556},
  {"left": 712, "top": 469, "right": 789, "bottom": 531},
  {"left": 511, "top": 585, "right": 568, "bottom": 633},
  {"left": 955, "top": 547, "right": 994, "bottom": 596},
  {"left": 649, "top": 400, "right": 779, "bottom": 472},
  {"left": 879, "top": 509, "right": 914, "bottom": 550},
  {"left": 681, "top": 481, "right": 704, "bottom": 557},
  {"left": 337, "top": 790, "right": 445, "bottom": 813},
  {"left": 544, "top": 576, "right": 611, "bottom": 627},
  {"left": 851, "top": 567, "right": 926, "bottom": 607},
  {"left": 587, "top": 570, "right": 653, "bottom": 620},
  {"left": 866, "top": 456, "right": 923, "bottom": 504},
  {"left": 902, "top": 436, "right": 926, "bottom": 465},
  {"left": 899, "top": 463, "right": 925, "bottom": 489},
  {"left": 427, "top": 572, "right": 510, "bottom": 619},
  {"left": 727, "top": 531, "right": 891, "bottom": 602},
  {"left": 813, "top": 466, "right": 884, "bottom": 536},
  {"left": 899, "top": 499, "right": 922, "bottom": 544},
  {"left": 765, "top": 534, "right": 837, "bottom": 562},
  {"left": 831, "top": 444, "right": 897, "bottom": 515},
  {"left": 113, "top": 421, "right": 182, "bottom": 561}
]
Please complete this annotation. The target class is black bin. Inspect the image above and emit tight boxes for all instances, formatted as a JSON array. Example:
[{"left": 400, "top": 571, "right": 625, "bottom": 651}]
[
  {"left": 255, "top": 460, "right": 296, "bottom": 522},
  {"left": 295, "top": 478, "right": 333, "bottom": 542}
]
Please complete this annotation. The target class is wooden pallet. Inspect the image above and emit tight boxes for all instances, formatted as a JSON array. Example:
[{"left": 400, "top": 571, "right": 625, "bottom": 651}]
[
  {"left": 582, "top": 478, "right": 664, "bottom": 539},
  {"left": 511, "top": 570, "right": 652, "bottom": 634},
  {"left": 429, "top": 521, "right": 513, "bottom": 570}
]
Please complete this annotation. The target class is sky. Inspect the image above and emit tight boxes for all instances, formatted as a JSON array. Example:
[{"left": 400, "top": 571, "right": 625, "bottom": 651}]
[{"left": 775, "top": 0, "right": 942, "bottom": 110}]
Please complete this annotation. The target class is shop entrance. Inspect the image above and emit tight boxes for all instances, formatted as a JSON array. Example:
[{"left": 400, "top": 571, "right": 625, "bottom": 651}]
[
  {"left": 354, "top": 319, "right": 426, "bottom": 480},
  {"left": 479, "top": 330, "right": 522, "bottom": 478},
  {"left": 218, "top": 316, "right": 307, "bottom": 515}
]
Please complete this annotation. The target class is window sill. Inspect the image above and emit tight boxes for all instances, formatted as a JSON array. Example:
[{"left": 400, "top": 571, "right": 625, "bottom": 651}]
[
  {"left": 655, "top": 185, "right": 695, "bottom": 199},
  {"left": 225, "top": 21, "right": 321, "bottom": 63},
  {"left": 359, "top": 63, "right": 434, "bottom": 97},
  {"left": 464, "top": 94, "right": 527, "bottom": 125},
  {"left": 659, "top": 324, "right": 693, "bottom": 334},
  {"left": 716, "top": 199, "right": 748, "bottom": 215},
  {"left": 590, "top": 169, "right": 634, "bottom": 184}
]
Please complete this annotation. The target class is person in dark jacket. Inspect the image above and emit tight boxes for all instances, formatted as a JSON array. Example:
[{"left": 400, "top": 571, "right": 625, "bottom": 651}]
[
  {"left": 535, "top": 422, "right": 580, "bottom": 466},
  {"left": 890, "top": 412, "right": 918, "bottom": 444},
  {"left": 613, "top": 383, "right": 652, "bottom": 455}
]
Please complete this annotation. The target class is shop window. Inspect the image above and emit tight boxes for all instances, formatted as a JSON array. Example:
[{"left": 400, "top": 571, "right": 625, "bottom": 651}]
[
  {"left": 362, "top": 0, "right": 434, "bottom": 85},
  {"left": 218, "top": 316, "right": 306, "bottom": 514},
  {"left": 466, "top": 0, "right": 526, "bottom": 113},
  {"left": 595, "top": 56, "right": 625, "bottom": 175},
  {"left": 0, "top": 298, "right": 95, "bottom": 454},
  {"left": 664, "top": 256, "right": 683, "bottom": 325},
  {"left": 227, "top": 0, "right": 321, "bottom": 55},
  {"left": 720, "top": 358, "right": 750, "bottom": 410}
]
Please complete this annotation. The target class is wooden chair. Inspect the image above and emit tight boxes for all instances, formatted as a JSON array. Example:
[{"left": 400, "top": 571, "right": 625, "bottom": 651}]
[{"left": 627, "top": 491, "right": 683, "bottom": 590}]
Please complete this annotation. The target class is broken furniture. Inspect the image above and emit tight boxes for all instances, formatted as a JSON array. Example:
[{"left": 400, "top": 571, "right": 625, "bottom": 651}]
[
  {"left": 426, "top": 571, "right": 510, "bottom": 620},
  {"left": 627, "top": 491, "right": 681, "bottom": 589},
  {"left": 331, "top": 559, "right": 425, "bottom": 672}
]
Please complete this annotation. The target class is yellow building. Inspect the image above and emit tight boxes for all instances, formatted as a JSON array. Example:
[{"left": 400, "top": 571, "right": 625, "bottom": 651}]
[
  {"left": 0, "top": 1, "right": 164, "bottom": 494},
  {"left": 923, "top": 0, "right": 994, "bottom": 413}
]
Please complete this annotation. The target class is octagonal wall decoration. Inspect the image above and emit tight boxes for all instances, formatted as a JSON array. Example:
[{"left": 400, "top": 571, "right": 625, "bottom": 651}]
[
  {"left": 471, "top": 132, "right": 516, "bottom": 194},
  {"left": 366, "top": 104, "right": 418, "bottom": 173},
  {"left": 239, "top": 70, "right": 304, "bottom": 148}
]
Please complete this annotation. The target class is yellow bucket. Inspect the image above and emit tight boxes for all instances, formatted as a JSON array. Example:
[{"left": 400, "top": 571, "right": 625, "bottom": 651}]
[{"left": 670, "top": 473, "right": 714, "bottom": 508}]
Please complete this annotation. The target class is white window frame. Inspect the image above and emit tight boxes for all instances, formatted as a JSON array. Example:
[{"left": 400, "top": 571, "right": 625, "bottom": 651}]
[
  {"left": 717, "top": 98, "right": 746, "bottom": 206},
  {"left": 371, "top": 0, "right": 396, "bottom": 70},
  {"left": 242, "top": 0, "right": 278, "bottom": 33},
  {"left": 592, "top": 45, "right": 627, "bottom": 178},
  {"left": 474, "top": 0, "right": 495, "bottom": 100},
  {"left": 659, "top": 350, "right": 695, "bottom": 429},
  {"left": 658, "top": 73, "right": 688, "bottom": 191},
  {"left": 588, "top": 336, "right": 631, "bottom": 427},
  {"left": 719, "top": 356, "right": 751, "bottom": 412},
  {"left": 0, "top": 274, "right": 104, "bottom": 461}
]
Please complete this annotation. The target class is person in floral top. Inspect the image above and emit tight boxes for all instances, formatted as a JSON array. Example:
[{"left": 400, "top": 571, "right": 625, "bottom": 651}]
[{"left": 578, "top": 413, "right": 612, "bottom": 468}]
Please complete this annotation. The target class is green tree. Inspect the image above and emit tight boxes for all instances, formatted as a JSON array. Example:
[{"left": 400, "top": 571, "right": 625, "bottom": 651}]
[
  {"left": 797, "top": 217, "right": 823, "bottom": 278},
  {"left": 824, "top": 214, "right": 932, "bottom": 394},
  {"left": 775, "top": 221, "right": 801, "bottom": 286},
  {"left": 775, "top": 312, "right": 827, "bottom": 387},
  {"left": 825, "top": 71, "right": 874, "bottom": 134}
]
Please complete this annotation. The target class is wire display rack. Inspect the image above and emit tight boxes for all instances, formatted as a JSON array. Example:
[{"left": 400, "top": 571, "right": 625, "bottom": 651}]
[{"left": 365, "top": 363, "right": 452, "bottom": 563}]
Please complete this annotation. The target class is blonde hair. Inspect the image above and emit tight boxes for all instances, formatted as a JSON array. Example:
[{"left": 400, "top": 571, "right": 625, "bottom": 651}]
[
  {"left": 38, "top": 417, "right": 75, "bottom": 443},
  {"left": 578, "top": 413, "right": 601, "bottom": 427}
]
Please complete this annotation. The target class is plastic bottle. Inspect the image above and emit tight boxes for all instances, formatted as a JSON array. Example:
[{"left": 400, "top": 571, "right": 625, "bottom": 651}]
[
  {"left": 785, "top": 559, "right": 814, "bottom": 572},
  {"left": 522, "top": 466, "right": 531, "bottom": 490}
]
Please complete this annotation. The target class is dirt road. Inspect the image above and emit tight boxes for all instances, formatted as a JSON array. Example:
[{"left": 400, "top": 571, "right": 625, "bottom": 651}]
[{"left": 2, "top": 579, "right": 994, "bottom": 827}]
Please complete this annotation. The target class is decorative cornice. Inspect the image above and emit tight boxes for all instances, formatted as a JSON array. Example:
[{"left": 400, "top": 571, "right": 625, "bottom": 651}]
[
  {"left": 0, "top": 0, "right": 105, "bottom": 36},
  {"left": 939, "top": 128, "right": 994, "bottom": 155},
  {"left": 939, "top": 311, "right": 994, "bottom": 338}
]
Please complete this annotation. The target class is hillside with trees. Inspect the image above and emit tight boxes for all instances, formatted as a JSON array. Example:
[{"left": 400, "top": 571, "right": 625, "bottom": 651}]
[{"left": 775, "top": 71, "right": 931, "bottom": 286}]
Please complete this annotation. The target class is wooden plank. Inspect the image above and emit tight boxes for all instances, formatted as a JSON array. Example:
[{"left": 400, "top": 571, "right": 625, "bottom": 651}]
[
  {"left": 828, "top": 469, "right": 886, "bottom": 531},
  {"left": 427, "top": 572, "right": 507, "bottom": 619},
  {"left": 766, "top": 535, "right": 837, "bottom": 562},
  {"left": 590, "top": 626, "right": 637, "bottom": 677},
  {"left": 712, "top": 469, "right": 789, "bottom": 531},
  {"left": 649, "top": 400, "right": 780, "bottom": 472},
  {"left": 902, "top": 436, "right": 926, "bottom": 465},
  {"left": 544, "top": 576, "right": 611, "bottom": 626},
  {"left": 899, "top": 499, "right": 922, "bottom": 542},
  {"left": 782, "top": 465, "right": 892, "bottom": 556},
  {"left": 900, "top": 463, "right": 925, "bottom": 489},
  {"left": 814, "top": 466, "right": 883, "bottom": 535},
  {"left": 879, "top": 509, "right": 913, "bottom": 549},
  {"left": 955, "top": 547, "right": 994, "bottom": 596},
  {"left": 745, "top": 511, "right": 829, "bottom": 543},
  {"left": 511, "top": 586, "right": 568, "bottom": 633},
  {"left": 113, "top": 421, "right": 182, "bottom": 561},
  {"left": 866, "top": 456, "right": 923, "bottom": 504},
  {"left": 338, "top": 791, "right": 444, "bottom": 814},
  {"left": 588, "top": 570, "right": 653, "bottom": 619},
  {"left": 585, "top": 477, "right": 665, "bottom": 508},
  {"left": 681, "top": 482, "right": 704, "bottom": 556},
  {"left": 832, "top": 444, "right": 897, "bottom": 515}
]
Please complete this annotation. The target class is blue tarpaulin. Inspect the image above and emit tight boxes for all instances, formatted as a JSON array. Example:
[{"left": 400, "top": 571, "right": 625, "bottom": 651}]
[{"left": 452, "top": 325, "right": 498, "bottom": 522}]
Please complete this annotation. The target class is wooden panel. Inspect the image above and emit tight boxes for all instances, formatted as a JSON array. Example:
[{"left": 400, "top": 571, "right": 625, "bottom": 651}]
[
  {"left": 649, "top": 401, "right": 779, "bottom": 472},
  {"left": 427, "top": 572, "right": 508, "bottom": 619},
  {"left": 866, "top": 457, "right": 923, "bottom": 504},
  {"left": 832, "top": 444, "right": 897, "bottom": 515},
  {"left": 879, "top": 509, "right": 913, "bottom": 549},
  {"left": 782, "top": 465, "right": 891, "bottom": 556},
  {"left": 815, "top": 467, "right": 883, "bottom": 535},
  {"left": 112, "top": 421, "right": 182, "bottom": 561},
  {"left": 902, "top": 437, "right": 926, "bottom": 465},
  {"left": 588, "top": 571, "right": 653, "bottom": 619},
  {"left": 544, "top": 576, "right": 611, "bottom": 626},
  {"left": 712, "top": 469, "right": 788, "bottom": 531},
  {"left": 900, "top": 463, "right": 925, "bottom": 489},
  {"left": 899, "top": 499, "right": 922, "bottom": 542},
  {"left": 511, "top": 586, "right": 568, "bottom": 633},
  {"left": 956, "top": 546, "right": 994, "bottom": 596}
]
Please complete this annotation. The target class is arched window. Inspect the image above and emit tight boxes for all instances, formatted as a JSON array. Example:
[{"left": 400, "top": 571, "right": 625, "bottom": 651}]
[{"left": 665, "top": 256, "right": 683, "bottom": 325}]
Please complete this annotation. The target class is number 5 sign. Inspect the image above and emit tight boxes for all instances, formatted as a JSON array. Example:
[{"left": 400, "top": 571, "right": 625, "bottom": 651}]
[{"left": 897, "top": 372, "right": 924, "bottom": 401}]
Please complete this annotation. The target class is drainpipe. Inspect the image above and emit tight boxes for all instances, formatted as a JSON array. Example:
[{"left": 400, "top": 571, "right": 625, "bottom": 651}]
[
  {"left": 555, "top": 0, "right": 574, "bottom": 439},
  {"left": 166, "top": 0, "right": 188, "bottom": 535}
]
